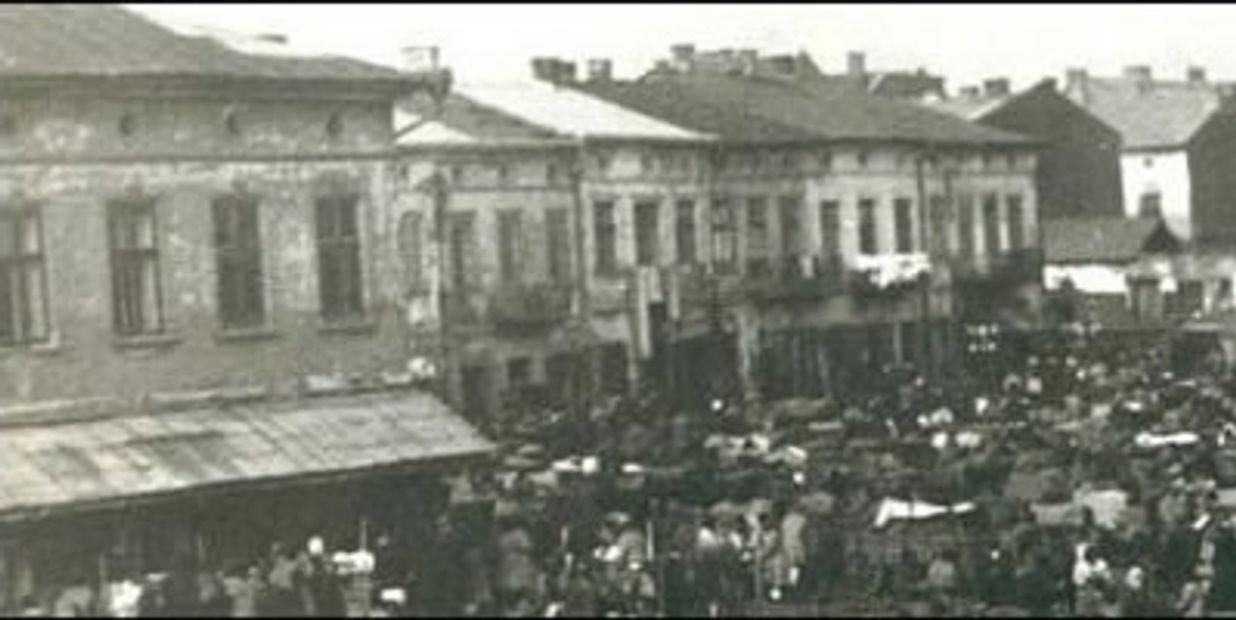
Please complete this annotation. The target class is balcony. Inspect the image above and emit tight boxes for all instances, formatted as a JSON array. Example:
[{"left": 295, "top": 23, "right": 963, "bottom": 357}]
[
  {"left": 953, "top": 248, "right": 1043, "bottom": 285},
  {"left": 748, "top": 254, "right": 845, "bottom": 303},
  {"left": 489, "top": 282, "right": 574, "bottom": 328}
]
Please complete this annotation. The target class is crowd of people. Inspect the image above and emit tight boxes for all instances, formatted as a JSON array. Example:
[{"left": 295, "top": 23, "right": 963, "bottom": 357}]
[{"left": 31, "top": 326, "right": 1236, "bottom": 617}]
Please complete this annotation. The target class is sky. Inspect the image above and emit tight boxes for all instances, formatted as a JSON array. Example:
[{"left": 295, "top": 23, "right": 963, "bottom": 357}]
[{"left": 128, "top": 3, "right": 1236, "bottom": 92}]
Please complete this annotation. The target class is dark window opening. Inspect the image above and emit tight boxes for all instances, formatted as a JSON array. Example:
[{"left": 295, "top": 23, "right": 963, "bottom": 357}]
[
  {"left": 546, "top": 208, "right": 572, "bottom": 283},
  {"left": 212, "top": 195, "right": 265, "bottom": 329},
  {"left": 594, "top": 200, "right": 618, "bottom": 275},
  {"left": 108, "top": 198, "right": 164, "bottom": 336},
  {"left": 315, "top": 194, "right": 365, "bottom": 321},
  {"left": 858, "top": 198, "right": 878, "bottom": 255},
  {"left": 447, "top": 211, "right": 477, "bottom": 292},
  {"left": 675, "top": 199, "right": 697, "bottom": 265},
  {"left": 711, "top": 198, "right": 738, "bottom": 273},
  {"left": 634, "top": 201, "right": 660, "bottom": 266},
  {"left": 1007, "top": 195, "right": 1025, "bottom": 251},
  {"left": 0, "top": 205, "right": 49, "bottom": 346},
  {"left": 497, "top": 209, "right": 524, "bottom": 282},
  {"left": 982, "top": 193, "right": 1001, "bottom": 254},
  {"left": 894, "top": 197, "right": 914, "bottom": 253}
]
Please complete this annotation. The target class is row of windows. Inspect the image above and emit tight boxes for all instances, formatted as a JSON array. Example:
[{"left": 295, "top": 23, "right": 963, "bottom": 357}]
[
  {"left": 0, "top": 108, "right": 349, "bottom": 142},
  {"left": 447, "top": 162, "right": 569, "bottom": 187},
  {"left": 586, "top": 150, "right": 1030, "bottom": 178},
  {"left": 445, "top": 208, "right": 573, "bottom": 291},
  {"left": 0, "top": 195, "right": 365, "bottom": 348},
  {"left": 588, "top": 192, "right": 1028, "bottom": 276}
]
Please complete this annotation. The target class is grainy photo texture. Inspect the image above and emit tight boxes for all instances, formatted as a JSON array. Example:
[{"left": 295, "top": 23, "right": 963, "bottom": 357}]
[{"left": 3, "top": 2, "right": 1236, "bottom": 617}]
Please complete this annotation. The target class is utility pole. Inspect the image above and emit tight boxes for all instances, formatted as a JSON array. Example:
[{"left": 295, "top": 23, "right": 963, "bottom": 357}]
[{"left": 428, "top": 168, "right": 453, "bottom": 411}]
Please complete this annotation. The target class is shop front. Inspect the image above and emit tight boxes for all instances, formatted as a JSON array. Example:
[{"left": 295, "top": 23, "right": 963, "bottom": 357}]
[{"left": 0, "top": 390, "right": 494, "bottom": 615}]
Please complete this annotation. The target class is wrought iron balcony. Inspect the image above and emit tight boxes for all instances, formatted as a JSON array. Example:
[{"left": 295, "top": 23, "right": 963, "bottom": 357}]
[
  {"left": 489, "top": 282, "right": 574, "bottom": 327},
  {"left": 748, "top": 254, "right": 845, "bottom": 302}
]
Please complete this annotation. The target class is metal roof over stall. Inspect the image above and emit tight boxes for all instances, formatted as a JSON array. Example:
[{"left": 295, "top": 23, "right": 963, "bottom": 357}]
[{"left": 0, "top": 391, "right": 495, "bottom": 522}]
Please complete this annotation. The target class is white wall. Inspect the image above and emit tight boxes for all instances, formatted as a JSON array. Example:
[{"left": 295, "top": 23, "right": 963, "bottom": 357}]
[{"left": 1121, "top": 151, "right": 1191, "bottom": 240}]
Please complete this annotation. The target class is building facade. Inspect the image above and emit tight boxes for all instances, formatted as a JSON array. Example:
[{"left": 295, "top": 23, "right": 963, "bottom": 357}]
[
  {"left": 0, "top": 6, "right": 487, "bottom": 612},
  {"left": 927, "top": 78, "right": 1125, "bottom": 221}
]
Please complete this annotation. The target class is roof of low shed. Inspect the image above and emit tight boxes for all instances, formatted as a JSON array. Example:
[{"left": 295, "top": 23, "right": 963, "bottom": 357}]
[
  {"left": 1043, "top": 216, "right": 1180, "bottom": 263},
  {"left": 0, "top": 390, "right": 494, "bottom": 521}
]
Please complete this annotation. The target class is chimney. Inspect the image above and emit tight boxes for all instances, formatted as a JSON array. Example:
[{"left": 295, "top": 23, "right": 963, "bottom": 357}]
[
  {"left": 587, "top": 58, "right": 613, "bottom": 82},
  {"left": 670, "top": 43, "right": 696, "bottom": 72},
  {"left": 1065, "top": 67, "right": 1088, "bottom": 91},
  {"left": 1188, "top": 66, "right": 1207, "bottom": 84},
  {"left": 959, "top": 85, "right": 981, "bottom": 99},
  {"left": 1041, "top": 77, "right": 1058, "bottom": 91},
  {"left": 532, "top": 57, "right": 557, "bottom": 82},
  {"left": 400, "top": 46, "right": 440, "bottom": 73},
  {"left": 558, "top": 60, "right": 578, "bottom": 84},
  {"left": 737, "top": 49, "right": 758, "bottom": 76},
  {"left": 847, "top": 51, "right": 866, "bottom": 77},
  {"left": 983, "top": 77, "right": 1011, "bottom": 97},
  {"left": 768, "top": 56, "right": 797, "bottom": 77},
  {"left": 1125, "top": 65, "right": 1153, "bottom": 82}
]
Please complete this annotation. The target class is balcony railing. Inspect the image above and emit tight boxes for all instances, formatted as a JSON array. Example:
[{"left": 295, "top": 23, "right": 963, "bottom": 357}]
[
  {"left": 953, "top": 248, "right": 1043, "bottom": 285},
  {"left": 748, "top": 254, "right": 845, "bottom": 302},
  {"left": 489, "top": 283, "right": 574, "bottom": 327}
]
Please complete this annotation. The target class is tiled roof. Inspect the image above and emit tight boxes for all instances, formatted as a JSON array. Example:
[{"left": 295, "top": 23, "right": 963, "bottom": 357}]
[
  {"left": 396, "top": 92, "right": 566, "bottom": 146},
  {"left": 574, "top": 72, "right": 1033, "bottom": 146},
  {"left": 1065, "top": 77, "right": 1223, "bottom": 149},
  {"left": 1043, "top": 216, "right": 1180, "bottom": 263},
  {"left": 0, "top": 391, "right": 494, "bottom": 519},
  {"left": 447, "top": 80, "right": 713, "bottom": 142},
  {"left": 0, "top": 4, "right": 413, "bottom": 86},
  {"left": 867, "top": 71, "right": 947, "bottom": 99},
  {"left": 923, "top": 95, "right": 1009, "bottom": 122}
]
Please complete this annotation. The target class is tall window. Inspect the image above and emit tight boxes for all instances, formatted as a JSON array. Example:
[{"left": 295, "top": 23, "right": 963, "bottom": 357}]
[
  {"left": 819, "top": 200, "right": 840, "bottom": 259},
  {"left": 634, "top": 201, "right": 660, "bottom": 266},
  {"left": 315, "top": 195, "right": 365, "bottom": 321},
  {"left": 894, "top": 197, "right": 915, "bottom": 253},
  {"left": 397, "top": 211, "right": 423, "bottom": 294},
  {"left": 0, "top": 205, "right": 49, "bottom": 345},
  {"left": 858, "top": 198, "right": 878, "bottom": 255},
  {"left": 448, "top": 211, "right": 477, "bottom": 291},
  {"left": 497, "top": 209, "right": 524, "bottom": 282},
  {"left": 594, "top": 200, "right": 617, "bottom": 275},
  {"left": 929, "top": 195, "right": 949, "bottom": 255},
  {"left": 958, "top": 194, "right": 975, "bottom": 258},
  {"left": 779, "top": 196, "right": 802, "bottom": 256},
  {"left": 1007, "top": 195, "right": 1025, "bottom": 251},
  {"left": 711, "top": 198, "right": 738, "bottom": 273},
  {"left": 108, "top": 199, "right": 163, "bottom": 336},
  {"left": 599, "top": 342, "right": 629, "bottom": 395},
  {"left": 1138, "top": 191, "right": 1162, "bottom": 219},
  {"left": 212, "top": 195, "right": 264, "bottom": 329},
  {"left": 982, "top": 193, "right": 1001, "bottom": 254},
  {"left": 675, "top": 199, "right": 697, "bottom": 265},
  {"left": 746, "top": 197, "right": 769, "bottom": 274},
  {"left": 546, "top": 208, "right": 571, "bottom": 283}
]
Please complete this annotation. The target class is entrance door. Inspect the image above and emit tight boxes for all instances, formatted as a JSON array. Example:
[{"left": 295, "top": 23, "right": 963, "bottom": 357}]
[{"left": 461, "top": 365, "right": 491, "bottom": 425}]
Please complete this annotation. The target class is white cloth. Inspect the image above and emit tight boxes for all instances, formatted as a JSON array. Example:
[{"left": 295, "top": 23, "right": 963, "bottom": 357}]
[
  {"left": 872, "top": 498, "right": 976, "bottom": 528},
  {"left": 107, "top": 581, "right": 143, "bottom": 618},
  {"left": 1135, "top": 432, "right": 1200, "bottom": 448}
]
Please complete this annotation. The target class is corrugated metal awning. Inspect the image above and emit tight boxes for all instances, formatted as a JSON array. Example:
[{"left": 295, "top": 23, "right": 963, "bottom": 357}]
[{"left": 0, "top": 391, "right": 494, "bottom": 522}]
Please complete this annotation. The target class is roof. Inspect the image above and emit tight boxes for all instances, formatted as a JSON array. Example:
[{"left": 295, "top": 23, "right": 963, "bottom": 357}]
[
  {"left": 0, "top": 5, "right": 415, "bottom": 88},
  {"left": 445, "top": 80, "right": 713, "bottom": 142},
  {"left": 867, "top": 71, "right": 947, "bottom": 99},
  {"left": 396, "top": 91, "right": 576, "bottom": 148},
  {"left": 0, "top": 391, "right": 494, "bottom": 521},
  {"left": 1065, "top": 77, "right": 1224, "bottom": 149},
  {"left": 923, "top": 94, "right": 1010, "bottom": 122},
  {"left": 574, "top": 72, "right": 1034, "bottom": 146},
  {"left": 1043, "top": 216, "right": 1181, "bottom": 263}
]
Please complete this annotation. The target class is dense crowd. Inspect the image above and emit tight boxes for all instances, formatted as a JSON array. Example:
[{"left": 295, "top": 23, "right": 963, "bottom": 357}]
[{"left": 34, "top": 326, "right": 1236, "bottom": 617}]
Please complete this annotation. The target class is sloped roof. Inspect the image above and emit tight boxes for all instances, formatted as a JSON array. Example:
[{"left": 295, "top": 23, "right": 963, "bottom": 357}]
[
  {"left": 1043, "top": 216, "right": 1180, "bottom": 263},
  {"left": 396, "top": 91, "right": 568, "bottom": 147},
  {"left": 868, "top": 71, "right": 947, "bottom": 99},
  {"left": 0, "top": 391, "right": 494, "bottom": 520},
  {"left": 0, "top": 4, "right": 412, "bottom": 87},
  {"left": 923, "top": 94, "right": 1010, "bottom": 122},
  {"left": 574, "top": 72, "right": 1033, "bottom": 146},
  {"left": 450, "top": 80, "right": 712, "bottom": 142},
  {"left": 1065, "top": 77, "right": 1223, "bottom": 149}
]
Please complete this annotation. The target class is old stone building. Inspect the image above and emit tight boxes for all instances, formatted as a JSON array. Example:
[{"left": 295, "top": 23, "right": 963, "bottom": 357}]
[
  {"left": 396, "top": 66, "right": 715, "bottom": 423},
  {"left": 0, "top": 5, "right": 486, "bottom": 611},
  {"left": 569, "top": 53, "right": 1043, "bottom": 402}
]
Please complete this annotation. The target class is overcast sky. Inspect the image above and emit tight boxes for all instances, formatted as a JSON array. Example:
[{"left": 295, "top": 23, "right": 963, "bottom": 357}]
[{"left": 129, "top": 3, "right": 1236, "bottom": 92}]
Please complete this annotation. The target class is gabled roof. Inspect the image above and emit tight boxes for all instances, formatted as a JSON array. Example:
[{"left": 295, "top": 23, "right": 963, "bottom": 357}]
[
  {"left": 1064, "top": 77, "right": 1224, "bottom": 150},
  {"left": 923, "top": 94, "right": 1010, "bottom": 122},
  {"left": 396, "top": 91, "right": 566, "bottom": 147},
  {"left": 441, "top": 80, "right": 713, "bottom": 143},
  {"left": 573, "top": 72, "right": 1034, "bottom": 146},
  {"left": 1043, "top": 216, "right": 1181, "bottom": 264},
  {"left": 867, "top": 71, "right": 947, "bottom": 99},
  {"left": 0, "top": 4, "right": 414, "bottom": 88}
]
